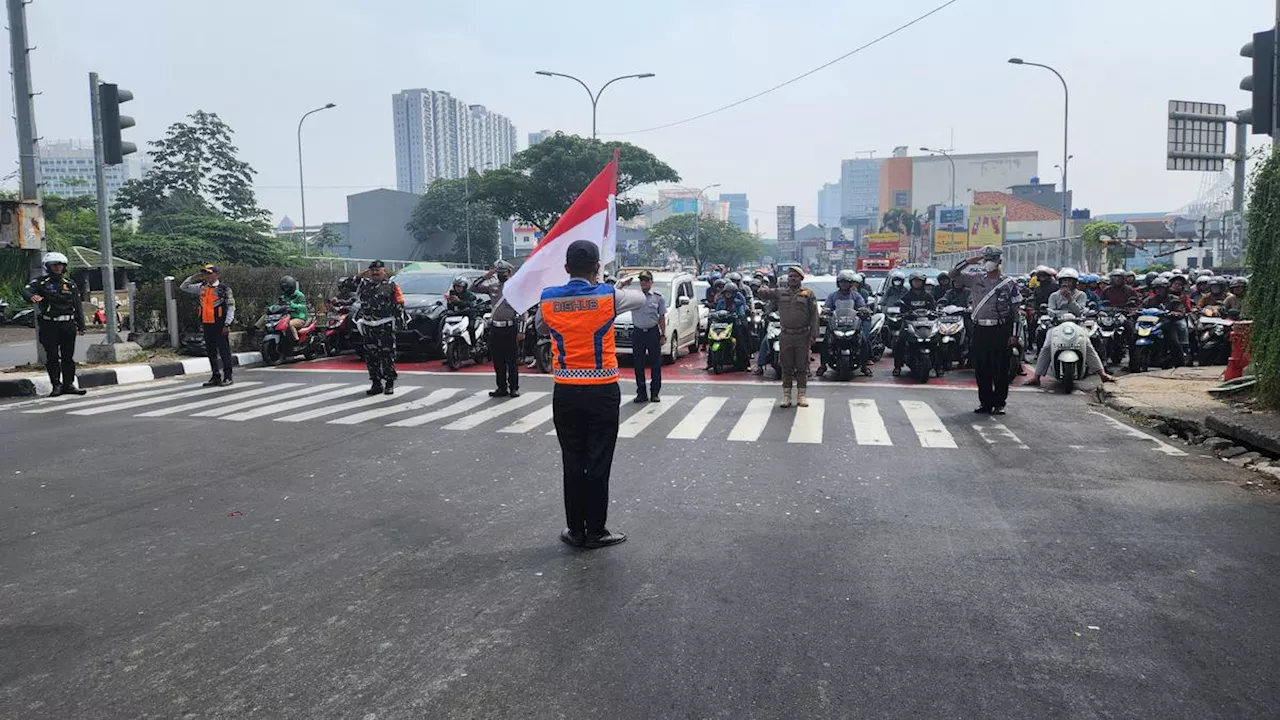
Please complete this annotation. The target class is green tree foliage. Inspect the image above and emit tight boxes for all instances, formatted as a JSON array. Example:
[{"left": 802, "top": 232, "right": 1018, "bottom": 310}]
[
  {"left": 471, "top": 133, "right": 679, "bottom": 233},
  {"left": 114, "top": 110, "right": 269, "bottom": 224},
  {"left": 1081, "top": 220, "right": 1124, "bottom": 269},
  {"left": 113, "top": 233, "right": 223, "bottom": 283},
  {"left": 406, "top": 174, "right": 502, "bottom": 266},
  {"left": 648, "top": 214, "right": 762, "bottom": 272},
  {"left": 881, "top": 208, "right": 924, "bottom": 236},
  {"left": 1246, "top": 150, "right": 1280, "bottom": 407}
]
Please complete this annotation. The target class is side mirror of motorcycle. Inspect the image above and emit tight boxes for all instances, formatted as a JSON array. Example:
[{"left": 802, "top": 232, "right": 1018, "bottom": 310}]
[{"left": 677, "top": 296, "right": 692, "bottom": 307}]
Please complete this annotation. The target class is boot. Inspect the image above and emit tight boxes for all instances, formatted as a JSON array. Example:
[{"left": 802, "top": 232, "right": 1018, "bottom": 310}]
[
  {"left": 383, "top": 380, "right": 395, "bottom": 395},
  {"left": 62, "top": 375, "right": 86, "bottom": 396},
  {"left": 797, "top": 389, "right": 809, "bottom": 407},
  {"left": 367, "top": 380, "right": 383, "bottom": 396},
  {"left": 780, "top": 387, "right": 792, "bottom": 408},
  {"left": 49, "top": 382, "right": 63, "bottom": 398}
]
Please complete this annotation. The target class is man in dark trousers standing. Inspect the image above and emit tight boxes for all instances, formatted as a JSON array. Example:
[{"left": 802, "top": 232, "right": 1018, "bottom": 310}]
[
  {"left": 346, "top": 260, "right": 404, "bottom": 396},
  {"left": 181, "top": 264, "right": 236, "bottom": 387},
  {"left": 472, "top": 260, "right": 521, "bottom": 398},
  {"left": 949, "top": 245, "right": 1022, "bottom": 415},
  {"left": 629, "top": 270, "right": 667, "bottom": 403},
  {"left": 537, "top": 240, "right": 646, "bottom": 549},
  {"left": 24, "top": 251, "right": 87, "bottom": 396}
]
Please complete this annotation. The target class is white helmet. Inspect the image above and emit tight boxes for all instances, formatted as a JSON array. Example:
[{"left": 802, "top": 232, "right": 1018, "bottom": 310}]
[
  {"left": 836, "top": 269, "right": 856, "bottom": 284},
  {"left": 1159, "top": 271, "right": 1174, "bottom": 280},
  {"left": 850, "top": 272, "right": 865, "bottom": 284},
  {"left": 42, "top": 251, "right": 69, "bottom": 269},
  {"left": 1058, "top": 267, "right": 1080, "bottom": 281}
]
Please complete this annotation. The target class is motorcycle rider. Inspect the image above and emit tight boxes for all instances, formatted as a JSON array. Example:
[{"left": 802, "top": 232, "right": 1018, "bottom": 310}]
[
  {"left": 1192, "top": 275, "right": 1211, "bottom": 302},
  {"left": 1025, "top": 268, "right": 1114, "bottom": 386},
  {"left": 1124, "top": 271, "right": 1138, "bottom": 288},
  {"left": 471, "top": 261, "right": 522, "bottom": 398},
  {"left": 1197, "top": 278, "right": 1230, "bottom": 310},
  {"left": 891, "top": 271, "right": 937, "bottom": 377},
  {"left": 1224, "top": 278, "right": 1248, "bottom": 314},
  {"left": 727, "top": 271, "right": 753, "bottom": 300},
  {"left": 821, "top": 269, "right": 872, "bottom": 377},
  {"left": 883, "top": 270, "right": 908, "bottom": 309},
  {"left": 1032, "top": 267, "right": 1059, "bottom": 308},
  {"left": 1143, "top": 276, "right": 1188, "bottom": 367},
  {"left": 755, "top": 265, "right": 820, "bottom": 407},
  {"left": 932, "top": 272, "right": 953, "bottom": 302},
  {"left": 275, "top": 275, "right": 308, "bottom": 341},
  {"left": 349, "top": 260, "right": 405, "bottom": 395},
  {"left": 705, "top": 278, "right": 725, "bottom": 305},
  {"left": 1101, "top": 268, "right": 1140, "bottom": 308},
  {"left": 23, "top": 251, "right": 87, "bottom": 396},
  {"left": 709, "top": 281, "right": 750, "bottom": 371},
  {"left": 445, "top": 275, "right": 482, "bottom": 347}
]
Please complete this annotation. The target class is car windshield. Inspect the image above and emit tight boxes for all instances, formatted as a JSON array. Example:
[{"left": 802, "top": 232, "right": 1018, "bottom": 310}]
[
  {"left": 865, "top": 277, "right": 886, "bottom": 295},
  {"left": 395, "top": 273, "right": 459, "bottom": 295},
  {"left": 804, "top": 281, "right": 837, "bottom": 297}
]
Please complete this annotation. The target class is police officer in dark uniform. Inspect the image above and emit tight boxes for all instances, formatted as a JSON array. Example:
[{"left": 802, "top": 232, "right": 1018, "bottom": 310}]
[
  {"left": 949, "top": 245, "right": 1022, "bottom": 415},
  {"left": 537, "top": 240, "right": 646, "bottom": 549},
  {"left": 347, "top": 260, "right": 404, "bottom": 396},
  {"left": 24, "top": 251, "right": 87, "bottom": 396},
  {"left": 472, "top": 261, "right": 521, "bottom": 398}
]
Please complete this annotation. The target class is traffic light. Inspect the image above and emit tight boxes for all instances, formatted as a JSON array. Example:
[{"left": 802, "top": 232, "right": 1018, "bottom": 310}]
[
  {"left": 1241, "top": 30, "right": 1275, "bottom": 136},
  {"left": 99, "top": 83, "right": 136, "bottom": 165}
]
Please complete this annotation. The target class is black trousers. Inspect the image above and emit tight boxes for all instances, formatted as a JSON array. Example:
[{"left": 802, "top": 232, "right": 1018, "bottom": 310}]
[
  {"left": 631, "top": 326, "right": 662, "bottom": 397},
  {"left": 38, "top": 320, "right": 77, "bottom": 386},
  {"left": 202, "top": 323, "right": 234, "bottom": 380},
  {"left": 553, "top": 382, "right": 621, "bottom": 535},
  {"left": 490, "top": 325, "right": 520, "bottom": 392},
  {"left": 972, "top": 322, "right": 1013, "bottom": 409}
]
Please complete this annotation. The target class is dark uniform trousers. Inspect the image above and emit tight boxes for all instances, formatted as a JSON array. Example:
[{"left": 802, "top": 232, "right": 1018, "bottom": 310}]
[
  {"left": 630, "top": 326, "right": 662, "bottom": 397},
  {"left": 39, "top": 320, "right": 78, "bottom": 386},
  {"left": 552, "top": 382, "right": 621, "bottom": 535},
  {"left": 202, "top": 323, "right": 234, "bottom": 381},
  {"left": 971, "top": 322, "right": 1013, "bottom": 409},
  {"left": 489, "top": 325, "right": 520, "bottom": 392},
  {"left": 363, "top": 324, "right": 397, "bottom": 382}
]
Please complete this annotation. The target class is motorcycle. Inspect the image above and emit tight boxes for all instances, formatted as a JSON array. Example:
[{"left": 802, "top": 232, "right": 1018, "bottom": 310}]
[
  {"left": 883, "top": 304, "right": 905, "bottom": 353},
  {"left": 261, "top": 305, "right": 324, "bottom": 366},
  {"left": 864, "top": 309, "right": 887, "bottom": 363},
  {"left": 1009, "top": 307, "right": 1029, "bottom": 382},
  {"left": 825, "top": 300, "right": 868, "bottom": 381},
  {"left": 762, "top": 311, "right": 782, "bottom": 378},
  {"left": 901, "top": 308, "right": 942, "bottom": 382},
  {"left": 518, "top": 311, "right": 553, "bottom": 374},
  {"left": 935, "top": 304, "right": 968, "bottom": 370},
  {"left": 1195, "top": 306, "right": 1236, "bottom": 366},
  {"left": 1045, "top": 311, "right": 1090, "bottom": 393},
  {"left": 1129, "top": 308, "right": 1170, "bottom": 373},
  {"left": 324, "top": 297, "right": 360, "bottom": 356},
  {"left": 706, "top": 309, "right": 740, "bottom": 374},
  {"left": 1095, "top": 306, "right": 1129, "bottom": 367},
  {"left": 442, "top": 306, "right": 490, "bottom": 370}
]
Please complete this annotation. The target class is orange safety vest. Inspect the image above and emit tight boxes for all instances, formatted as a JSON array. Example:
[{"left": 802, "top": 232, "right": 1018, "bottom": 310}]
[
  {"left": 539, "top": 280, "right": 619, "bottom": 385},
  {"left": 200, "top": 283, "right": 229, "bottom": 325}
]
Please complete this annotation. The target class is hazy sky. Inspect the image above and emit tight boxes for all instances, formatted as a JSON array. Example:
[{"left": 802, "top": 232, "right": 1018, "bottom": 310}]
[{"left": 0, "top": 0, "right": 1269, "bottom": 232}]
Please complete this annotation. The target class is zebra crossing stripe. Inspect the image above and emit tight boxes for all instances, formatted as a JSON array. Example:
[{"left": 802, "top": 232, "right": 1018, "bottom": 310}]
[
  {"left": 498, "top": 404, "right": 555, "bottom": 434},
  {"left": 386, "top": 390, "right": 492, "bottom": 428},
  {"left": 191, "top": 384, "right": 341, "bottom": 418},
  {"left": 328, "top": 387, "right": 461, "bottom": 425},
  {"left": 14, "top": 379, "right": 184, "bottom": 410},
  {"left": 667, "top": 396, "right": 727, "bottom": 440},
  {"left": 221, "top": 385, "right": 368, "bottom": 421},
  {"left": 65, "top": 383, "right": 268, "bottom": 416},
  {"left": 849, "top": 399, "right": 892, "bottom": 446},
  {"left": 787, "top": 398, "right": 825, "bottom": 444},
  {"left": 972, "top": 421, "right": 1028, "bottom": 450},
  {"left": 136, "top": 383, "right": 283, "bottom": 417},
  {"left": 618, "top": 395, "right": 683, "bottom": 438},
  {"left": 278, "top": 387, "right": 420, "bottom": 423},
  {"left": 728, "top": 398, "right": 773, "bottom": 442},
  {"left": 24, "top": 381, "right": 201, "bottom": 414},
  {"left": 900, "top": 400, "right": 957, "bottom": 448},
  {"left": 441, "top": 391, "right": 549, "bottom": 431}
]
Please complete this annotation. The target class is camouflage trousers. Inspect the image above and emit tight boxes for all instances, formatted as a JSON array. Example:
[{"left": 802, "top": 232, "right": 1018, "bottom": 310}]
[{"left": 362, "top": 323, "right": 397, "bottom": 383}]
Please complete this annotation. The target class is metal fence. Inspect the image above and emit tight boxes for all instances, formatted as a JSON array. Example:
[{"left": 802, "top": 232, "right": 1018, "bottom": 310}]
[
  {"left": 931, "top": 238, "right": 1105, "bottom": 276},
  {"left": 301, "top": 257, "right": 487, "bottom": 275}
]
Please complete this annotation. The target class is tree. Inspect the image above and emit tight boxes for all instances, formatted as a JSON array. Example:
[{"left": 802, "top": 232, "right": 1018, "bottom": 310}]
[
  {"left": 114, "top": 110, "right": 269, "bottom": 225},
  {"left": 471, "top": 133, "right": 679, "bottom": 233},
  {"left": 114, "top": 233, "right": 223, "bottom": 283},
  {"left": 1081, "top": 220, "right": 1124, "bottom": 270},
  {"left": 1246, "top": 149, "right": 1280, "bottom": 408},
  {"left": 648, "top": 214, "right": 762, "bottom": 272},
  {"left": 406, "top": 174, "right": 502, "bottom": 266},
  {"left": 881, "top": 208, "right": 924, "bottom": 236}
]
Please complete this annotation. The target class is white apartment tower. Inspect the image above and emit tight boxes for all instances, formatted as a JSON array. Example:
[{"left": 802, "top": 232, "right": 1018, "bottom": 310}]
[
  {"left": 39, "top": 139, "right": 145, "bottom": 205},
  {"left": 392, "top": 89, "right": 517, "bottom": 194}
]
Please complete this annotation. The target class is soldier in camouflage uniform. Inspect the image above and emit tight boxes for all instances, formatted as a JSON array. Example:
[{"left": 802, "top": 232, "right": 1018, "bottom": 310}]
[{"left": 347, "top": 260, "right": 405, "bottom": 396}]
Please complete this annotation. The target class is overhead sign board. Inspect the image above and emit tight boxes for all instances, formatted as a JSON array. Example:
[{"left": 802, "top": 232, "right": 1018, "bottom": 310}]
[{"left": 1166, "top": 100, "right": 1228, "bottom": 172}]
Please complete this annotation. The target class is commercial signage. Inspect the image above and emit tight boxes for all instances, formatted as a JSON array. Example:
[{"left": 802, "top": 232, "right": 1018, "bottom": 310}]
[
  {"left": 935, "top": 206, "right": 966, "bottom": 228},
  {"left": 934, "top": 230, "right": 968, "bottom": 254},
  {"left": 865, "top": 232, "right": 899, "bottom": 256},
  {"left": 968, "top": 204, "right": 1006, "bottom": 249}
]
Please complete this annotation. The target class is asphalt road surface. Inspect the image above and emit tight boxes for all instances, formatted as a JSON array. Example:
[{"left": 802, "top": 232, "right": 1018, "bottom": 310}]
[{"left": 2, "top": 358, "right": 1278, "bottom": 719}]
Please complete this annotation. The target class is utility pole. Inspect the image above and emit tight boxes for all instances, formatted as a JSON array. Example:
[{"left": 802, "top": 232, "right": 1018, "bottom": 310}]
[
  {"left": 1198, "top": 215, "right": 1209, "bottom": 249},
  {"left": 8, "top": 0, "right": 45, "bottom": 363}
]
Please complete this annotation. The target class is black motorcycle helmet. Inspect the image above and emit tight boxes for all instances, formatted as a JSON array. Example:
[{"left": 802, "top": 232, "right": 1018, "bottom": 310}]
[{"left": 280, "top": 276, "right": 298, "bottom": 294}]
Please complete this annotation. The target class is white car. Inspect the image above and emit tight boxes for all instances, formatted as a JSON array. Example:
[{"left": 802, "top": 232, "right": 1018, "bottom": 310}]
[{"left": 613, "top": 271, "right": 701, "bottom": 363}]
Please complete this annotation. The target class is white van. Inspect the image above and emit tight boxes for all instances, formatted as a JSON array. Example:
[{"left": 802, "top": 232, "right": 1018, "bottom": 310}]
[{"left": 613, "top": 270, "right": 701, "bottom": 363}]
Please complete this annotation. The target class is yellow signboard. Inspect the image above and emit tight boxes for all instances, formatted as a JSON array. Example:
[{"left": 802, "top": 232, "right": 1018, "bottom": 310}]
[
  {"left": 934, "top": 230, "right": 968, "bottom": 254},
  {"left": 968, "top": 205, "right": 1005, "bottom": 249}
]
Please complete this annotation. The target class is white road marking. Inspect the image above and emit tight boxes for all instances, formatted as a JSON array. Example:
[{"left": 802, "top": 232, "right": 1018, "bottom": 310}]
[
  {"left": 442, "top": 392, "right": 549, "bottom": 430},
  {"left": 499, "top": 404, "right": 556, "bottom": 434},
  {"left": 787, "top": 398, "right": 825, "bottom": 444},
  {"left": 618, "top": 396, "right": 683, "bottom": 438},
  {"left": 667, "top": 396, "right": 728, "bottom": 440},
  {"left": 546, "top": 393, "right": 632, "bottom": 436},
  {"left": 1089, "top": 410, "right": 1187, "bottom": 456},
  {"left": 386, "top": 390, "right": 492, "bottom": 427},
  {"left": 220, "top": 385, "right": 368, "bottom": 421},
  {"left": 112, "top": 365, "right": 156, "bottom": 385},
  {"left": 136, "top": 384, "right": 283, "bottom": 417},
  {"left": 62, "top": 383, "right": 267, "bottom": 416},
  {"left": 14, "top": 379, "right": 184, "bottom": 410},
  {"left": 328, "top": 388, "right": 461, "bottom": 425},
  {"left": 191, "top": 383, "right": 338, "bottom": 418},
  {"left": 900, "top": 400, "right": 957, "bottom": 448},
  {"left": 848, "top": 399, "right": 892, "bottom": 446},
  {"left": 972, "top": 422, "right": 1029, "bottom": 450},
  {"left": 728, "top": 398, "right": 774, "bottom": 442},
  {"left": 279, "top": 387, "right": 420, "bottom": 423}
]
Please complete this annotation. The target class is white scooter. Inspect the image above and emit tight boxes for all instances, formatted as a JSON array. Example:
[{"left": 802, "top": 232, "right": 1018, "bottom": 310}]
[{"left": 1046, "top": 311, "right": 1090, "bottom": 393}]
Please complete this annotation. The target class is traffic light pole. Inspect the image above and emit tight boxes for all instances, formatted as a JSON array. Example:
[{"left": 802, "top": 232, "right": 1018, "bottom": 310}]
[{"left": 89, "top": 72, "right": 120, "bottom": 345}]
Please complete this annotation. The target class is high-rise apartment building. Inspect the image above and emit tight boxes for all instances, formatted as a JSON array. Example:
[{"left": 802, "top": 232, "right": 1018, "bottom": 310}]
[
  {"left": 817, "top": 182, "right": 841, "bottom": 227},
  {"left": 528, "top": 129, "right": 554, "bottom": 147},
  {"left": 392, "top": 89, "right": 517, "bottom": 194},
  {"left": 840, "top": 158, "right": 883, "bottom": 228},
  {"left": 39, "top": 139, "right": 145, "bottom": 205},
  {"left": 718, "top": 193, "right": 749, "bottom": 231}
]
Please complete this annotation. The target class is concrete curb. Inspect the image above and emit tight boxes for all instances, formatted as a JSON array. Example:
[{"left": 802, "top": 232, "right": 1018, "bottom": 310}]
[{"left": 0, "top": 352, "right": 263, "bottom": 398}]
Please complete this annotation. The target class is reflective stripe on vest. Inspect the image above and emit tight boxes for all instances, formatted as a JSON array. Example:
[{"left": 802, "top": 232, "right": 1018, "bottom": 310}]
[{"left": 540, "top": 282, "right": 618, "bottom": 385}]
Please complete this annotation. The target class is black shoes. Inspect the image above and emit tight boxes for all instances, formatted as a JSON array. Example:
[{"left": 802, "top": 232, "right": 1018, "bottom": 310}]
[
  {"left": 634, "top": 394, "right": 648, "bottom": 403},
  {"left": 992, "top": 406, "right": 1007, "bottom": 416},
  {"left": 650, "top": 395, "right": 661, "bottom": 403},
  {"left": 490, "top": 389, "right": 510, "bottom": 398},
  {"left": 367, "top": 382, "right": 383, "bottom": 396},
  {"left": 974, "top": 406, "right": 992, "bottom": 414},
  {"left": 560, "top": 529, "right": 585, "bottom": 547},
  {"left": 62, "top": 385, "right": 86, "bottom": 396},
  {"left": 49, "top": 383, "right": 63, "bottom": 397},
  {"left": 383, "top": 381, "right": 395, "bottom": 395},
  {"left": 584, "top": 529, "right": 627, "bottom": 549},
  {"left": 509, "top": 390, "right": 520, "bottom": 398},
  {"left": 202, "top": 377, "right": 221, "bottom": 388},
  {"left": 220, "top": 378, "right": 233, "bottom": 387}
]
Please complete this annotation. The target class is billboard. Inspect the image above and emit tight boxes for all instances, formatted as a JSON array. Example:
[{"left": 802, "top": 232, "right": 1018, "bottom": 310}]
[
  {"left": 777, "top": 205, "right": 796, "bottom": 254},
  {"left": 934, "top": 230, "right": 968, "bottom": 253},
  {"left": 968, "top": 204, "right": 1006, "bottom": 249},
  {"left": 866, "top": 232, "right": 899, "bottom": 256}
]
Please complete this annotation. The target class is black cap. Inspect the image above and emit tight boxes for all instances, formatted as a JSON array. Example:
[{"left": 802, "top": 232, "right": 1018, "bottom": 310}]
[
  {"left": 368, "top": 260, "right": 386, "bottom": 269},
  {"left": 638, "top": 270, "right": 653, "bottom": 281},
  {"left": 566, "top": 240, "right": 600, "bottom": 265}
]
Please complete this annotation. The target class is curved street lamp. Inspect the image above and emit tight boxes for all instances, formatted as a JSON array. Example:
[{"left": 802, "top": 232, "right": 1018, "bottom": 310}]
[
  {"left": 534, "top": 71, "right": 656, "bottom": 139},
  {"left": 297, "top": 103, "right": 337, "bottom": 256},
  {"left": 1008, "top": 58, "right": 1070, "bottom": 250},
  {"left": 678, "top": 183, "right": 721, "bottom": 268}
]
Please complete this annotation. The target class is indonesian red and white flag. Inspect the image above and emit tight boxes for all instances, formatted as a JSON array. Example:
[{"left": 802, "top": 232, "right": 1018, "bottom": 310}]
[{"left": 502, "top": 152, "right": 619, "bottom": 314}]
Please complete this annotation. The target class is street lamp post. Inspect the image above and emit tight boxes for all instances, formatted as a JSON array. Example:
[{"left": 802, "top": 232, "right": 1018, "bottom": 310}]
[
  {"left": 1009, "top": 58, "right": 1069, "bottom": 258},
  {"left": 920, "top": 147, "right": 956, "bottom": 210},
  {"left": 297, "top": 103, "right": 336, "bottom": 257},
  {"left": 534, "top": 71, "right": 656, "bottom": 139},
  {"left": 679, "top": 183, "right": 720, "bottom": 271},
  {"left": 463, "top": 161, "right": 493, "bottom": 266}
]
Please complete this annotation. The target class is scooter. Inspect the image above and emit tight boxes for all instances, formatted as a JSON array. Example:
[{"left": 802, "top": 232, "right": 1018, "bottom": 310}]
[
  {"left": 883, "top": 305, "right": 905, "bottom": 353},
  {"left": 1129, "top": 308, "right": 1168, "bottom": 373},
  {"left": 762, "top": 311, "right": 782, "bottom": 378},
  {"left": 706, "top": 309, "right": 740, "bottom": 374},
  {"left": 1095, "top": 306, "right": 1129, "bottom": 366},
  {"left": 1195, "top": 306, "right": 1236, "bottom": 366},
  {"left": 1045, "top": 311, "right": 1090, "bottom": 393},
  {"left": 825, "top": 301, "right": 868, "bottom": 381},
  {"left": 900, "top": 308, "right": 942, "bottom": 383},
  {"left": 261, "top": 305, "right": 325, "bottom": 365},
  {"left": 936, "top": 304, "right": 968, "bottom": 370},
  {"left": 442, "top": 307, "right": 489, "bottom": 370},
  {"left": 864, "top": 309, "right": 886, "bottom": 363},
  {"left": 324, "top": 297, "right": 360, "bottom": 356}
]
